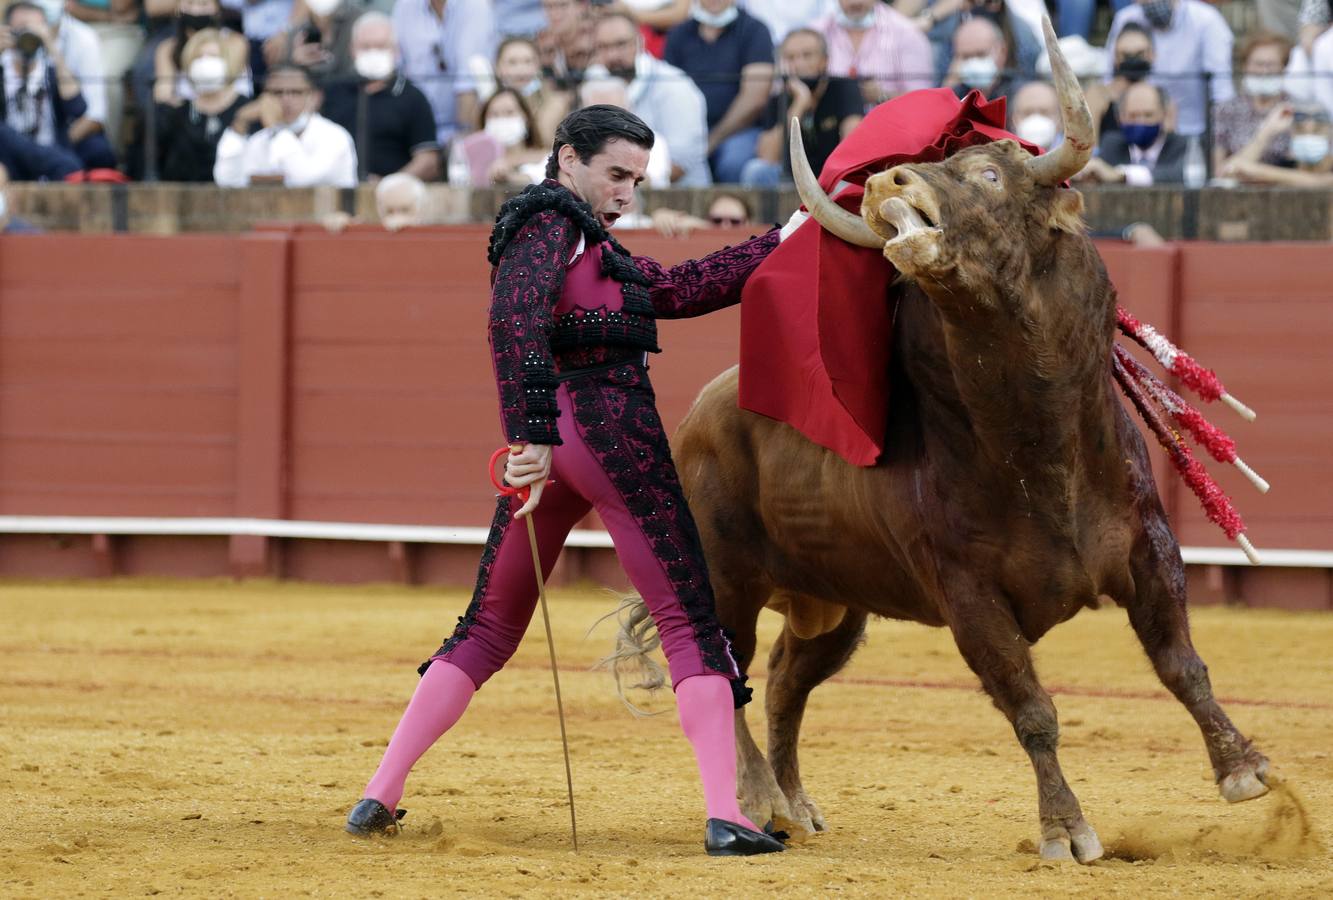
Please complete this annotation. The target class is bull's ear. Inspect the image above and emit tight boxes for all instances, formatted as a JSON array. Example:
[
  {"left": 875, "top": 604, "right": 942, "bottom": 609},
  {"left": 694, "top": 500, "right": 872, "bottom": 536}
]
[{"left": 1047, "top": 187, "right": 1085, "bottom": 234}]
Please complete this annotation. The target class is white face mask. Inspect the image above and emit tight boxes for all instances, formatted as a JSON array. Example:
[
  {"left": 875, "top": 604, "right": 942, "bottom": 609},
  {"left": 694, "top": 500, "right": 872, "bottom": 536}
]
[
  {"left": 834, "top": 8, "right": 875, "bottom": 29},
  {"left": 518, "top": 77, "right": 542, "bottom": 97},
  {"left": 691, "top": 0, "right": 738, "bottom": 28},
  {"left": 484, "top": 115, "right": 527, "bottom": 147},
  {"left": 1291, "top": 133, "right": 1329, "bottom": 164},
  {"left": 1242, "top": 74, "right": 1283, "bottom": 98},
  {"left": 1016, "top": 113, "right": 1058, "bottom": 149},
  {"left": 305, "top": 0, "right": 340, "bottom": 16},
  {"left": 959, "top": 55, "right": 999, "bottom": 89},
  {"left": 354, "top": 48, "right": 395, "bottom": 81},
  {"left": 188, "top": 55, "right": 229, "bottom": 93}
]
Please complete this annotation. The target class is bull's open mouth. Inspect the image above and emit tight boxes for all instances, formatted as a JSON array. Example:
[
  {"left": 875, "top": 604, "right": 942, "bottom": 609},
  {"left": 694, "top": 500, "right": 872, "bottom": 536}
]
[{"left": 878, "top": 197, "right": 942, "bottom": 245}]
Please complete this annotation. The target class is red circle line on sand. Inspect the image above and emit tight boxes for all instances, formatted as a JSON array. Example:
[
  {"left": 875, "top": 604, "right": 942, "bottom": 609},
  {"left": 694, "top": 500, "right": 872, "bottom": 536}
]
[{"left": 4, "top": 643, "right": 1328, "bottom": 712}]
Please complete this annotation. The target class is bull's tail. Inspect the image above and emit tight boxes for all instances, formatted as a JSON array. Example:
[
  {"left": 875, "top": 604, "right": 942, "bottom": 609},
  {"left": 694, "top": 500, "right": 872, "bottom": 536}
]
[{"left": 589, "top": 594, "right": 668, "bottom": 717}]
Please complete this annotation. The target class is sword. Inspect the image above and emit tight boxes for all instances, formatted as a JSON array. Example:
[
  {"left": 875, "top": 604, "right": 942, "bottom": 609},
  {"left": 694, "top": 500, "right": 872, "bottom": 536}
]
[{"left": 489, "top": 447, "right": 578, "bottom": 852}]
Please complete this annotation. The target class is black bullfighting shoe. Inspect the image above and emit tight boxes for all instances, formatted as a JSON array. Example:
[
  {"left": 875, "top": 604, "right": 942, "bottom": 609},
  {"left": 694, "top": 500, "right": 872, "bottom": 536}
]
[
  {"left": 345, "top": 799, "right": 406, "bottom": 837},
  {"left": 704, "top": 818, "right": 787, "bottom": 856}
]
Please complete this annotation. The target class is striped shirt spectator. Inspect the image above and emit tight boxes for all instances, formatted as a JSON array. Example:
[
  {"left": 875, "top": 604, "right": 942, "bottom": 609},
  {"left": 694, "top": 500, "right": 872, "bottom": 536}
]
[{"left": 816, "top": 1, "right": 934, "bottom": 107}]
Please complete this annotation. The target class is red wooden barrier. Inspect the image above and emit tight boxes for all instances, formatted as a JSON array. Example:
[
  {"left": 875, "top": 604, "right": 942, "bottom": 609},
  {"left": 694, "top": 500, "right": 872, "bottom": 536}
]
[{"left": 0, "top": 229, "right": 1329, "bottom": 607}]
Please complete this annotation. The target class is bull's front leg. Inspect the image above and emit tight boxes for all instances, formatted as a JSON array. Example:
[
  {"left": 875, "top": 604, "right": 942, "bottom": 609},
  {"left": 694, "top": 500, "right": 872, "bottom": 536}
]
[{"left": 943, "top": 580, "right": 1104, "bottom": 863}]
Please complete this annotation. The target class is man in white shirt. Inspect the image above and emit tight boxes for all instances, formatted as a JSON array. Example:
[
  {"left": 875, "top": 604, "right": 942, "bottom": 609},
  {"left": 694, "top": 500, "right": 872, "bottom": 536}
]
[
  {"left": 1104, "top": 0, "right": 1234, "bottom": 137},
  {"left": 214, "top": 64, "right": 357, "bottom": 187},
  {"left": 589, "top": 12, "right": 711, "bottom": 186}
]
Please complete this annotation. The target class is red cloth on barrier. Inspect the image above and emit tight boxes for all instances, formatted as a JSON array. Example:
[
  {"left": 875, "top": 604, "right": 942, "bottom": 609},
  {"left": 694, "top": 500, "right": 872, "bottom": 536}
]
[{"left": 738, "top": 88, "right": 1037, "bottom": 466}]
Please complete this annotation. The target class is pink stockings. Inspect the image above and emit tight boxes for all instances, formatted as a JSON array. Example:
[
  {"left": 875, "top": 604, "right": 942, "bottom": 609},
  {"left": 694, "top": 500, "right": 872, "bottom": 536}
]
[
  {"left": 362, "top": 667, "right": 753, "bottom": 830},
  {"left": 676, "top": 673, "right": 757, "bottom": 829},
  {"left": 362, "top": 660, "right": 476, "bottom": 813}
]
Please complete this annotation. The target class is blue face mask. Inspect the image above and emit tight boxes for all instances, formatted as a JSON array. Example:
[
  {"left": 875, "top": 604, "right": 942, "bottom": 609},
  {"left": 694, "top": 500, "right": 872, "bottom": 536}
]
[{"left": 1121, "top": 122, "right": 1161, "bottom": 149}]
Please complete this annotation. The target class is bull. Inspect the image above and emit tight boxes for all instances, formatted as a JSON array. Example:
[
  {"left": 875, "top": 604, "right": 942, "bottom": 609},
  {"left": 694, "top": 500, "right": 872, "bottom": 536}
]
[{"left": 612, "top": 20, "right": 1271, "bottom": 863}]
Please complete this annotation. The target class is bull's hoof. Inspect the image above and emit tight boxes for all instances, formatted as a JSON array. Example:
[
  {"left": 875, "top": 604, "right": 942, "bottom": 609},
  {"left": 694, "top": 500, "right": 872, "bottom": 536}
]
[
  {"left": 1038, "top": 819, "right": 1103, "bottom": 864},
  {"left": 1220, "top": 759, "right": 1270, "bottom": 803},
  {"left": 738, "top": 767, "right": 798, "bottom": 836},
  {"left": 781, "top": 788, "right": 826, "bottom": 835}
]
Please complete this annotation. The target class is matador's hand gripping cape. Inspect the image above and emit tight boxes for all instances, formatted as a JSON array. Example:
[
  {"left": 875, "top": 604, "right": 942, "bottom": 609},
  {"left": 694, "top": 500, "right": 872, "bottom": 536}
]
[{"left": 738, "top": 88, "right": 1038, "bottom": 466}]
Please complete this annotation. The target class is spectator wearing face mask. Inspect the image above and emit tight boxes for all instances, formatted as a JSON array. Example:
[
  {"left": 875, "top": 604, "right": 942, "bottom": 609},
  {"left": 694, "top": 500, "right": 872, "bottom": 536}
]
[
  {"left": 664, "top": 0, "right": 774, "bottom": 184},
  {"left": 1010, "top": 79, "right": 1061, "bottom": 150},
  {"left": 815, "top": 0, "right": 932, "bottom": 107},
  {"left": 1104, "top": 0, "right": 1233, "bottom": 138},
  {"left": 320, "top": 11, "right": 439, "bottom": 181},
  {"left": 284, "top": 0, "right": 390, "bottom": 84},
  {"left": 152, "top": 0, "right": 251, "bottom": 105},
  {"left": 1085, "top": 22, "right": 1152, "bottom": 141},
  {"left": 154, "top": 28, "right": 249, "bottom": 180},
  {"left": 214, "top": 62, "right": 356, "bottom": 186},
  {"left": 944, "top": 16, "right": 1022, "bottom": 101},
  {"left": 1221, "top": 105, "right": 1333, "bottom": 186},
  {"left": 588, "top": 13, "right": 709, "bottom": 186},
  {"left": 1078, "top": 81, "right": 1187, "bottom": 185},
  {"left": 1213, "top": 32, "right": 1297, "bottom": 175},
  {"left": 491, "top": 37, "right": 567, "bottom": 146},
  {"left": 445, "top": 86, "right": 545, "bottom": 186},
  {"left": 1, "top": 0, "right": 116, "bottom": 170},
  {"left": 743, "top": 28, "right": 861, "bottom": 186},
  {"left": 898, "top": 0, "right": 1039, "bottom": 83}
]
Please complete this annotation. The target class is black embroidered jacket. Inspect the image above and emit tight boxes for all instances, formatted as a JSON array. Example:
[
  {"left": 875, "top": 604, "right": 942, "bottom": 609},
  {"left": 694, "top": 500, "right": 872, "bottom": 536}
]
[{"left": 486, "top": 182, "right": 780, "bottom": 446}]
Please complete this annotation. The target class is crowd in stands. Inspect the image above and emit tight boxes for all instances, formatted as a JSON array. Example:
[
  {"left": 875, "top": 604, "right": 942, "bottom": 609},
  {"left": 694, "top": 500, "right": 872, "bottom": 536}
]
[{"left": 0, "top": 0, "right": 1330, "bottom": 199}]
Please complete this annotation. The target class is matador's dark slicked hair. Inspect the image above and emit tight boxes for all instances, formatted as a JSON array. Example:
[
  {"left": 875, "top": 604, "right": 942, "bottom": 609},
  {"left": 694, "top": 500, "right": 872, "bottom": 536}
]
[{"left": 544, "top": 104, "right": 655, "bottom": 179}]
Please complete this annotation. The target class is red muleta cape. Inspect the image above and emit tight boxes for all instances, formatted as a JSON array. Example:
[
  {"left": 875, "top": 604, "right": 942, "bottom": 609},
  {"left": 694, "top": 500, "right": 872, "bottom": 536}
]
[{"left": 738, "top": 88, "right": 1039, "bottom": 466}]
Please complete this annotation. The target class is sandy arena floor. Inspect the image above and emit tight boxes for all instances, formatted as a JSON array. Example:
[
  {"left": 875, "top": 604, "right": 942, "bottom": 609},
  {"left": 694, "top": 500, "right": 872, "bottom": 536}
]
[{"left": 1, "top": 579, "right": 1329, "bottom": 898}]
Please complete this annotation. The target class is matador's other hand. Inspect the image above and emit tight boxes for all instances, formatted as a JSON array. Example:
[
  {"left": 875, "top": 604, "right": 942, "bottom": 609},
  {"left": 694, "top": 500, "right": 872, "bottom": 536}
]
[{"left": 506, "top": 443, "right": 552, "bottom": 518}]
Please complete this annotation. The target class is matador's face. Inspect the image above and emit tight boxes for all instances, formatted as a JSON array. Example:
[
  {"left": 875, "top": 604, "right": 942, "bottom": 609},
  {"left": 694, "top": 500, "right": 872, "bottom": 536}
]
[{"left": 557, "top": 138, "right": 648, "bottom": 228}]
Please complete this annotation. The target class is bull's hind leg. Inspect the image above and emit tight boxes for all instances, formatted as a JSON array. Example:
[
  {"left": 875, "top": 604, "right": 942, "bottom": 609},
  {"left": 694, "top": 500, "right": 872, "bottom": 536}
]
[
  {"left": 765, "top": 605, "right": 868, "bottom": 833},
  {"left": 945, "top": 588, "right": 1103, "bottom": 863},
  {"left": 710, "top": 581, "right": 796, "bottom": 832},
  {"left": 1126, "top": 515, "right": 1270, "bottom": 802}
]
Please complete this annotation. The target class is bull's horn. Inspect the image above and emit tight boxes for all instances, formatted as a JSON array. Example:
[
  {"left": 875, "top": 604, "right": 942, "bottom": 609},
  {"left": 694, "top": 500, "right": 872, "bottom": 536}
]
[
  {"left": 789, "top": 117, "right": 885, "bottom": 249},
  {"left": 1025, "top": 17, "right": 1094, "bottom": 186}
]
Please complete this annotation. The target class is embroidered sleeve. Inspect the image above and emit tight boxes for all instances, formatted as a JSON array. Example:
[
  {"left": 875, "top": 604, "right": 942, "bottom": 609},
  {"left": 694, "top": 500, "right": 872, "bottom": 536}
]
[
  {"left": 634, "top": 229, "right": 781, "bottom": 320},
  {"left": 488, "top": 209, "right": 579, "bottom": 446}
]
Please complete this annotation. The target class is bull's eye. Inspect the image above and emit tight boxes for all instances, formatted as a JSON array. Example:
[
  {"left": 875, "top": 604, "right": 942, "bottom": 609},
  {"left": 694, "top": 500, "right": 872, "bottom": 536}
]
[{"left": 981, "top": 167, "right": 1000, "bottom": 184}]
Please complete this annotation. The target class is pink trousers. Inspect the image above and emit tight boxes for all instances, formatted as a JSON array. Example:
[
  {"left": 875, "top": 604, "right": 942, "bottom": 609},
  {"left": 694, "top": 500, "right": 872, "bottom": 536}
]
[{"left": 425, "top": 369, "right": 741, "bottom": 695}]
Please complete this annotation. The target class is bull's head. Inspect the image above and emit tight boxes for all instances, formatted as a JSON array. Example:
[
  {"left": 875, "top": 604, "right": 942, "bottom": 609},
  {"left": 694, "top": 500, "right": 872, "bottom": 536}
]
[{"left": 793, "top": 17, "right": 1094, "bottom": 299}]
